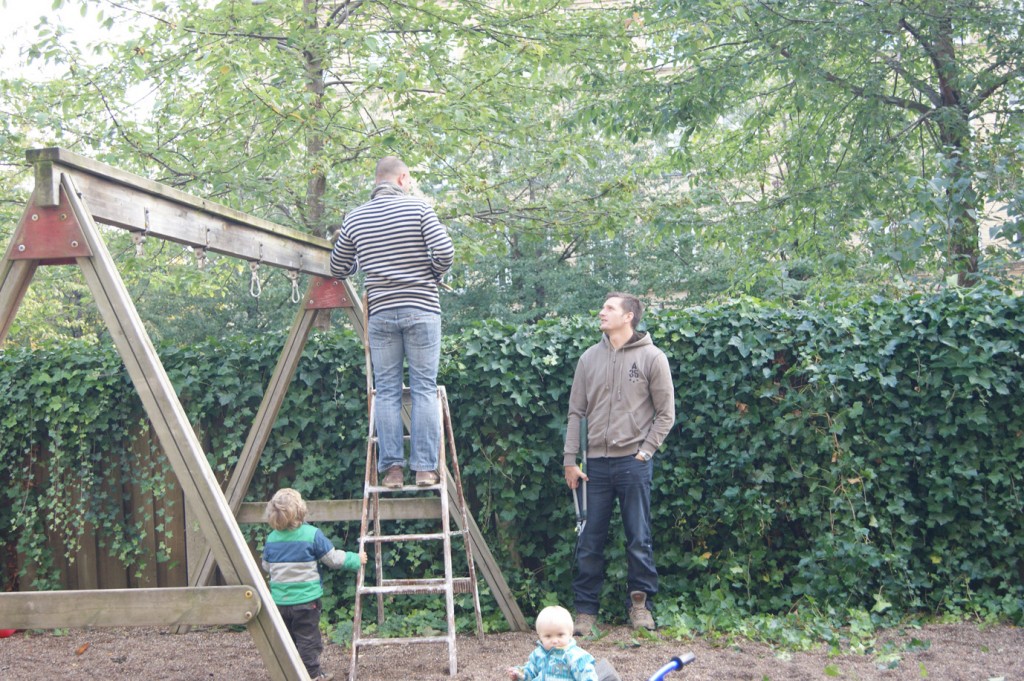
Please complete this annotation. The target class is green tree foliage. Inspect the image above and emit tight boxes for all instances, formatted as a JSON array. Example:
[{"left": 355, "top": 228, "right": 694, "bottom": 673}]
[
  {"left": 2, "top": 1, "right": 1023, "bottom": 346},
  {"left": 612, "top": 0, "right": 1024, "bottom": 290},
  {"left": 2, "top": 0, "right": 710, "bottom": 341}
]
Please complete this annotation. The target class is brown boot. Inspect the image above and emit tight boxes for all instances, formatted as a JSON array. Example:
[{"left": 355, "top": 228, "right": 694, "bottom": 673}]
[
  {"left": 415, "top": 470, "right": 440, "bottom": 486},
  {"left": 382, "top": 465, "right": 404, "bottom": 489},
  {"left": 628, "top": 591, "right": 655, "bottom": 630},
  {"left": 573, "top": 612, "right": 598, "bottom": 636}
]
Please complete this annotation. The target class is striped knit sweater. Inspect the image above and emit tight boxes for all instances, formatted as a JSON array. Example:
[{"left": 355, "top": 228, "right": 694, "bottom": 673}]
[
  {"left": 330, "top": 188, "right": 454, "bottom": 316},
  {"left": 261, "top": 524, "right": 361, "bottom": 606}
]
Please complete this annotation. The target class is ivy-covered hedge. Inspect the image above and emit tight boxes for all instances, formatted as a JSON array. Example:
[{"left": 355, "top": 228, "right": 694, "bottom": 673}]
[{"left": 2, "top": 288, "right": 1022, "bottom": 627}]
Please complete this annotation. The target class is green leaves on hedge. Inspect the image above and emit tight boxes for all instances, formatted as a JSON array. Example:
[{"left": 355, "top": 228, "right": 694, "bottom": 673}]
[{"left": 2, "top": 287, "right": 1022, "bottom": 627}]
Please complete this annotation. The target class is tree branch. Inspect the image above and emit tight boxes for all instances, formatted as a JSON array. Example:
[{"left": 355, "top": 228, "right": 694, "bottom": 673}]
[
  {"left": 327, "top": 0, "right": 366, "bottom": 28},
  {"left": 778, "top": 47, "right": 932, "bottom": 114}
]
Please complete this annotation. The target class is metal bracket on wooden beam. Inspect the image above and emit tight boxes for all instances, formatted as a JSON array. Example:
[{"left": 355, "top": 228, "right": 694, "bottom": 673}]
[
  {"left": 306, "top": 276, "right": 354, "bottom": 309},
  {"left": 8, "top": 186, "right": 92, "bottom": 263}
]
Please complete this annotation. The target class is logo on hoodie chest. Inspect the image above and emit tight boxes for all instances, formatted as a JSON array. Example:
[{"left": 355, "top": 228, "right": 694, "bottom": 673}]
[{"left": 628, "top": 362, "right": 641, "bottom": 383}]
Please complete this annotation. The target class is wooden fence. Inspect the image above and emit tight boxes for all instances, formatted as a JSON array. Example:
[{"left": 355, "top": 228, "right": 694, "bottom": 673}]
[{"left": 14, "top": 427, "right": 261, "bottom": 592}]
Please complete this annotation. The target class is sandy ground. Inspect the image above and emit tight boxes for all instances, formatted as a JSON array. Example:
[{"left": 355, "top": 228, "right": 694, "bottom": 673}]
[{"left": 0, "top": 621, "right": 1021, "bottom": 680}]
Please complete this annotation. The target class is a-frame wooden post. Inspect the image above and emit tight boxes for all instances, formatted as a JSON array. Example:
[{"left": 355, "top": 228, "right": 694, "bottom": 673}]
[{"left": 0, "top": 177, "right": 310, "bottom": 680}]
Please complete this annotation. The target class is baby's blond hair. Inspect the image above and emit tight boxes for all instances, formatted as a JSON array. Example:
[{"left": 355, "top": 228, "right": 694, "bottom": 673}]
[
  {"left": 265, "top": 488, "right": 307, "bottom": 531},
  {"left": 534, "top": 605, "right": 574, "bottom": 635}
]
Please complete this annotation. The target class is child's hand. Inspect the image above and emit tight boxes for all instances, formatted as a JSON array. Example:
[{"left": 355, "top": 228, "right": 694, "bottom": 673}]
[
  {"left": 506, "top": 666, "right": 523, "bottom": 680},
  {"left": 358, "top": 551, "right": 368, "bottom": 565}
]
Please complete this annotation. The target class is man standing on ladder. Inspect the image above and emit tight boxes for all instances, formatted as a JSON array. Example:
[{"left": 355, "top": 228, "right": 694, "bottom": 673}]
[
  {"left": 330, "top": 156, "right": 455, "bottom": 488},
  {"left": 562, "top": 292, "right": 676, "bottom": 635}
]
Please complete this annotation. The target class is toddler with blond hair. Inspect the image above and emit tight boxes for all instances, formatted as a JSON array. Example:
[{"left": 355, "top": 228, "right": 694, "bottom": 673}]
[
  {"left": 262, "top": 488, "right": 366, "bottom": 681},
  {"left": 507, "top": 605, "right": 600, "bottom": 681}
]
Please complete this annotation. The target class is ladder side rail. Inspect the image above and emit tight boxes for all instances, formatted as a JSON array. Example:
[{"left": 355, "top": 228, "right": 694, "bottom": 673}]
[
  {"left": 440, "top": 387, "right": 485, "bottom": 638},
  {"left": 437, "top": 392, "right": 457, "bottom": 675},
  {"left": 372, "top": 462, "right": 385, "bottom": 627},
  {"left": 360, "top": 293, "right": 387, "bottom": 628},
  {"left": 350, "top": 392, "right": 378, "bottom": 681}
]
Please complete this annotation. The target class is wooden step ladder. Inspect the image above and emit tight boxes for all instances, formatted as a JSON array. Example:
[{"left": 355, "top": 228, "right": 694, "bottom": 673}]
[{"left": 349, "top": 384, "right": 483, "bottom": 680}]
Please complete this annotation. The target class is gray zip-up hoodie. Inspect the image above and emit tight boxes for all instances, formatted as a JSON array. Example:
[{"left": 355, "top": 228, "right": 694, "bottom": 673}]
[{"left": 562, "top": 331, "right": 676, "bottom": 466}]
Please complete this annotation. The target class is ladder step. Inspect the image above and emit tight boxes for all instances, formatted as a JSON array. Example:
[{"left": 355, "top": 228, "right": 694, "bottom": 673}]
[
  {"left": 451, "top": 577, "right": 474, "bottom": 594},
  {"left": 357, "top": 577, "right": 474, "bottom": 596},
  {"left": 365, "top": 482, "right": 441, "bottom": 493},
  {"left": 355, "top": 635, "right": 450, "bottom": 648},
  {"left": 364, "top": 531, "right": 446, "bottom": 543},
  {"left": 363, "top": 527, "right": 468, "bottom": 540},
  {"left": 359, "top": 583, "right": 447, "bottom": 595}
]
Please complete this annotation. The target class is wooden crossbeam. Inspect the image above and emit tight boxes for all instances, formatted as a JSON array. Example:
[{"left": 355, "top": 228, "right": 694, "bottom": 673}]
[
  {"left": 24, "top": 147, "right": 368, "bottom": 342},
  {"left": 237, "top": 497, "right": 443, "bottom": 524},
  {"left": 0, "top": 586, "right": 261, "bottom": 629},
  {"left": 27, "top": 148, "right": 328, "bottom": 275}
]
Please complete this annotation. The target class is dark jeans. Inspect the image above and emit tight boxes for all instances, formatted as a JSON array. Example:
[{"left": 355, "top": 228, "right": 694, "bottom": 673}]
[
  {"left": 573, "top": 456, "right": 658, "bottom": 616},
  {"left": 278, "top": 599, "right": 324, "bottom": 677}
]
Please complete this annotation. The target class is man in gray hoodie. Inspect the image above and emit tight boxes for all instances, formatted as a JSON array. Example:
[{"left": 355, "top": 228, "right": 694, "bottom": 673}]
[{"left": 563, "top": 292, "right": 676, "bottom": 635}]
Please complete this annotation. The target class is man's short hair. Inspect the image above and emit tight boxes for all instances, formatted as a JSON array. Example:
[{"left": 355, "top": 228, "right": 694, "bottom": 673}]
[
  {"left": 375, "top": 156, "right": 408, "bottom": 183},
  {"left": 606, "top": 292, "right": 643, "bottom": 329}
]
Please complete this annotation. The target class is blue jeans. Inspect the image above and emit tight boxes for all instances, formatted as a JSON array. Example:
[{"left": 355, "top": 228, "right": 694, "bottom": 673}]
[
  {"left": 368, "top": 307, "right": 441, "bottom": 473},
  {"left": 573, "top": 456, "right": 658, "bottom": 616}
]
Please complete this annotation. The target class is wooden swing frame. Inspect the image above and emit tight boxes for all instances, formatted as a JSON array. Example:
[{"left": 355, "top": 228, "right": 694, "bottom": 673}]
[{"left": 0, "top": 148, "right": 526, "bottom": 681}]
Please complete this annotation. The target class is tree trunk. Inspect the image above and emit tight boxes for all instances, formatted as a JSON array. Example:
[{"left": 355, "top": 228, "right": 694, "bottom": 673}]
[
  {"left": 302, "top": 0, "right": 334, "bottom": 331},
  {"left": 303, "top": 0, "right": 326, "bottom": 240},
  {"left": 933, "top": 13, "right": 980, "bottom": 286}
]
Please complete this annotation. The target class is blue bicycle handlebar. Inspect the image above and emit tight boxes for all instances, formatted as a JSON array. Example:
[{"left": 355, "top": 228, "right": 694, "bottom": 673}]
[{"left": 647, "top": 652, "right": 696, "bottom": 681}]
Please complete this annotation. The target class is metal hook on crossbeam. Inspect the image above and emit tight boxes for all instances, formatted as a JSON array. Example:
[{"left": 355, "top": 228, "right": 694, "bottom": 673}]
[
  {"left": 133, "top": 207, "right": 152, "bottom": 256},
  {"left": 195, "top": 227, "right": 210, "bottom": 269},
  {"left": 249, "top": 243, "right": 265, "bottom": 297},
  {"left": 249, "top": 261, "right": 262, "bottom": 297}
]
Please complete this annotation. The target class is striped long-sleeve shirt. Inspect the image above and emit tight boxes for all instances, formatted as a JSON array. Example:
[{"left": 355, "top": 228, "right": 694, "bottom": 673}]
[
  {"left": 261, "top": 524, "right": 361, "bottom": 606},
  {"left": 330, "top": 192, "right": 454, "bottom": 316}
]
